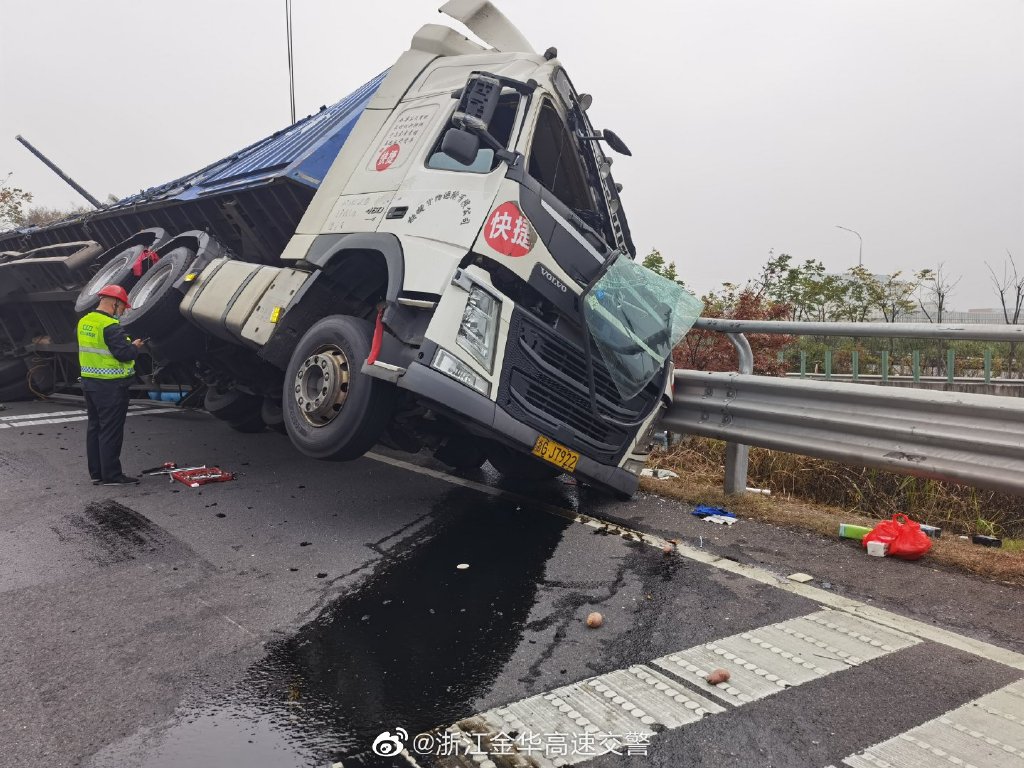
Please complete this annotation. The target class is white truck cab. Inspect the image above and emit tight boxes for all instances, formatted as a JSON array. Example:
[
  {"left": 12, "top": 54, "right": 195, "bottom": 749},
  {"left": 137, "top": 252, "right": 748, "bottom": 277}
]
[{"left": 176, "top": 1, "right": 700, "bottom": 497}]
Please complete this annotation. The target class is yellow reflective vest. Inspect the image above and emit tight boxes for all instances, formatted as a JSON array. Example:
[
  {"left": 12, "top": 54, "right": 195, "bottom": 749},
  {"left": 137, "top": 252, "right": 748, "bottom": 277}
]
[{"left": 77, "top": 311, "right": 134, "bottom": 380}]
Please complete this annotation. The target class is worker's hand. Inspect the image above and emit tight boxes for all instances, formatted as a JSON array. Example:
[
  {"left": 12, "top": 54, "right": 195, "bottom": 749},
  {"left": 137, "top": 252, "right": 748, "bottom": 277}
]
[{"left": 132, "top": 338, "right": 146, "bottom": 349}]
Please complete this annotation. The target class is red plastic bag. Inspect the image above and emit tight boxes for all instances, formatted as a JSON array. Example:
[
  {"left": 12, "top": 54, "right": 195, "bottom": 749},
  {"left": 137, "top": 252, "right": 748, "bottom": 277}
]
[{"left": 862, "top": 514, "right": 932, "bottom": 560}]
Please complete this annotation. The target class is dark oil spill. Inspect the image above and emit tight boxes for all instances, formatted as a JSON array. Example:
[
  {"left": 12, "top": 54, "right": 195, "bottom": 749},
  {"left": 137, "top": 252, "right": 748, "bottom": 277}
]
[
  {"left": 131, "top": 489, "right": 570, "bottom": 768},
  {"left": 58, "top": 500, "right": 169, "bottom": 565}
]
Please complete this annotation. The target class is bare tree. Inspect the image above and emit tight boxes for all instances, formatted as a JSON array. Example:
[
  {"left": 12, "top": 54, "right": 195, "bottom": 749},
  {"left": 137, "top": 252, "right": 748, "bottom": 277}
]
[
  {"left": 986, "top": 250, "right": 1024, "bottom": 376},
  {"left": 915, "top": 263, "right": 962, "bottom": 323}
]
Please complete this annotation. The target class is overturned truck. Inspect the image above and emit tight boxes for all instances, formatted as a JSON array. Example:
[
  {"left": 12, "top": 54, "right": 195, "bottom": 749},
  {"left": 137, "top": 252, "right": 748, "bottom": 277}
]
[{"left": 0, "top": 1, "right": 701, "bottom": 497}]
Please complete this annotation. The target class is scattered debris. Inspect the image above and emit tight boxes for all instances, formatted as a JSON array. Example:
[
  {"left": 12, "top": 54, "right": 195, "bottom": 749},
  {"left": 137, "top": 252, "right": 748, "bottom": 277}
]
[
  {"left": 641, "top": 468, "right": 679, "bottom": 480},
  {"left": 920, "top": 525, "right": 943, "bottom": 539},
  {"left": 692, "top": 504, "right": 737, "bottom": 526},
  {"left": 866, "top": 540, "right": 888, "bottom": 557},
  {"left": 839, "top": 524, "right": 872, "bottom": 542},
  {"left": 172, "top": 467, "right": 235, "bottom": 488},
  {"left": 316, "top": 572, "right": 328, "bottom": 578},
  {"left": 456, "top": 563, "right": 470, "bottom": 570},
  {"left": 787, "top": 572, "right": 814, "bottom": 583},
  {"left": 705, "top": 668, "right": 730, "bottom": 685},
  {"left": 300, "top": 541, "right": 312, "bottom": 547},
  {"left": 661, "top": 542, "right": 676, "bottom": 555},
  {"left": 586, "top": 612, "right": 603, "bottom": 628},
  {"left": 862, "top": 513, "right": 932, "bottom": 560},
  {"left": 746, "top": 486, "right": 771, "bottom": 496},
  {"left": 972, "top": 534, "right": 1002, "bottom": 548}
]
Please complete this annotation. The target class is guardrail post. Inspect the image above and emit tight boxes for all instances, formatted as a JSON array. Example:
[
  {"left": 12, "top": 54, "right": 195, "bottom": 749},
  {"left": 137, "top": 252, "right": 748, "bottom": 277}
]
[
  {"left": 913, "top": 350, "right": 921, "bottom": 382},
  {"left": 800, "top": 351, "right": 807, "bottom": 378},
  {"left": 724, "top": 333, "right": 752, "bottom": 495},
  {"left": 881, "top": 350, "right": 889, "bottom": 382},
  {"left": 984, "top": 349, "right": 992, "bottom": 383},
  {"left": 825, "top": 350, "right": 833, "bottom": 380},
  {"left": 947, "top": 348, "right": 955, "bottom": 384},
  {"left": 852, "top": 350, "right": 859, "bottom": 381}
]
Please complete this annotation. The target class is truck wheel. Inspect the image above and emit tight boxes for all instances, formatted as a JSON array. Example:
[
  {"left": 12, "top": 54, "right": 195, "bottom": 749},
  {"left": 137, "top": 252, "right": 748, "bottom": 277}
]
[
  {"left": 75, "top": 245, "right": 146, "bottom": 314},
  {"left": 487, "top": 443, "right": 562, "bottom": 481},
  {"left": 204, "top": 387, "right": 261, "bottom": 422},
  {"left": 261, "top": 397, "right": 287, "bottom": 434},
  {"left": 283, "top": 315, "right": 397, "bottom": 461},
  {"left": 120, "top": 247, "right": 195, "bottom": 338}
]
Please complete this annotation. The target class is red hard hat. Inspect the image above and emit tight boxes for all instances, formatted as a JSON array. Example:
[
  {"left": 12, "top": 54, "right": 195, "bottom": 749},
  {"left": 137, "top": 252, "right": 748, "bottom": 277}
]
[{"left": 97, "top": 284, "right": 131, "bottom": 308}]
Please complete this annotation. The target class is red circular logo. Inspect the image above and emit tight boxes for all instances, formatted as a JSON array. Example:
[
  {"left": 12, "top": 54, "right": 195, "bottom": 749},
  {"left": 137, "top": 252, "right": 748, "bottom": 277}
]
[
  {"left": 483, "top": 202, "right": 535, "bottom": 257},
  {"left": 375, "top": 143, "right": 400, "bottom": 171}
]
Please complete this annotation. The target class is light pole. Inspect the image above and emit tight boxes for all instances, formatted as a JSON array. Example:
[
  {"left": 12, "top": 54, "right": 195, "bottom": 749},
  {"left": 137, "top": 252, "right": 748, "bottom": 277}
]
[{"left": 836, "top": 225, "right": 862, "bottom": 267}]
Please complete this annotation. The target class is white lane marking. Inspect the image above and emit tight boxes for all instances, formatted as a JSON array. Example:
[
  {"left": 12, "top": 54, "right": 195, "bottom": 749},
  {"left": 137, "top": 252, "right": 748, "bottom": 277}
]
[
  {"left": 653, "top": 610, "right": 918, "bottom": 707},
  {"left": 0, "top": 408, "right": 177, "bottom": 428},
  {"left": 429, "top": 609, "right": 916, "bottom": 766},
  {"left": 0, "top": 408, "right": 86, "bottom": 422},
  {"left": 363, "top": 452, "right": 1024, "bottom": 673},
  {"left": 841, "top": 678, "right": 1024, "bottom": 768}
]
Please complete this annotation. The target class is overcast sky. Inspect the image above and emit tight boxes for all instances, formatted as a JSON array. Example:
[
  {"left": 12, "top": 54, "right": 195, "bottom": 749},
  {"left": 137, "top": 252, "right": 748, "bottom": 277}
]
[{"left": 2, "top": 0, "right": 1021, "bottom": 309}]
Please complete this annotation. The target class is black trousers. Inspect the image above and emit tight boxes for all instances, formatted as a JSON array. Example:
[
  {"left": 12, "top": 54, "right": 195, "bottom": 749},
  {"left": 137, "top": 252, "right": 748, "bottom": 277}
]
[{"left": 82, "top": 378, "right": 131, "bottom": 481}]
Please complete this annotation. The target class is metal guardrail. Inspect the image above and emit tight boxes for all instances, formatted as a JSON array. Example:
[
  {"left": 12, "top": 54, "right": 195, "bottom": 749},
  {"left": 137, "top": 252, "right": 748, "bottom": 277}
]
[
  {"left": 666, "top": 319, "right": 1024, "bottom": 495},
  {"left": 662, "top": 370, "right": 1024, "bottom": 496},
  {"left": 693, "top": 318, "right": 1024, "bottom": 341}
]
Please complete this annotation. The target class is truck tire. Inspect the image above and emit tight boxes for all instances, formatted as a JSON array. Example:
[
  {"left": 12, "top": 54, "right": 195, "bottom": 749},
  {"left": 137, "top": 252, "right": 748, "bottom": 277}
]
[
  {"left": 487, "top": 443, "right": 562, "bottom": 482},
  {"left": 120, "top": 247, "right": 195, "bottom": 338},
  {"left": 283, "top": 315, "right": 397, "bottom": 461},
  {"left": 260, "top": 397, "right": 287, "bottom": 434},
  {"left": 204, "top": 387, "right": 261, "bottom": 422},
  {"left": 75, "top": 245, "right": 146, "bottom": 314}
]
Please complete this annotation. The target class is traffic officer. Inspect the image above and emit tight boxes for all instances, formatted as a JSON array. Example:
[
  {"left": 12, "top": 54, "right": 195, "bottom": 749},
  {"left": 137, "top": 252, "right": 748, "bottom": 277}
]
[{"left": 77, "top": 284, "right": 145, "bottom": 485}]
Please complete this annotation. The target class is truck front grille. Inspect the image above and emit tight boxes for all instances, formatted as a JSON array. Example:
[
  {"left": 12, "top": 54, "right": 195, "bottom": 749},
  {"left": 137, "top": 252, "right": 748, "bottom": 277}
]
[{"left": 497, "top": 310, "right": 660, "bottom": 464}]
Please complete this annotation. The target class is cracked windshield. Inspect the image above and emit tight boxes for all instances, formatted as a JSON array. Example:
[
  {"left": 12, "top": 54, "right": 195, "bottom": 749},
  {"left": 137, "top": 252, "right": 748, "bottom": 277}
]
[{"left": 584, "top": 257, "right": 704, "bottom": 399}]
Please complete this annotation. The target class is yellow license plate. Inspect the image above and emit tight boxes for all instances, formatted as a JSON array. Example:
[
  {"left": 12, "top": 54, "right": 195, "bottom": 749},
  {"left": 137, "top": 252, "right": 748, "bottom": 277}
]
[{"left": 531, "top": 435, "right": 579, "bottom": 472}]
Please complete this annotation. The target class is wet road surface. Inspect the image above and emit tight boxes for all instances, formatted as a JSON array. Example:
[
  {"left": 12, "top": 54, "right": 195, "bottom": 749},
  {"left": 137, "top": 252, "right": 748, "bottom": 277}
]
[{"left": 1, "top": 398, "right": 1021, "bottom": 768}]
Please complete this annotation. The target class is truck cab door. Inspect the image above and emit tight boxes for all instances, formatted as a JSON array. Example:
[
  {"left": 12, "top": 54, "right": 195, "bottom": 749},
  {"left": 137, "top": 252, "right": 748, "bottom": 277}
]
[{"left": 375, "top": 88, "right": 527, "bottom": 295}]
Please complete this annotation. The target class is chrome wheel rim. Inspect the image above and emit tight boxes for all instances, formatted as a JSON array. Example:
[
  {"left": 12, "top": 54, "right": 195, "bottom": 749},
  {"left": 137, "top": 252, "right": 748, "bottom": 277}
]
[{"left": 293, "top": 345, "right": 350, "bottom": 427}]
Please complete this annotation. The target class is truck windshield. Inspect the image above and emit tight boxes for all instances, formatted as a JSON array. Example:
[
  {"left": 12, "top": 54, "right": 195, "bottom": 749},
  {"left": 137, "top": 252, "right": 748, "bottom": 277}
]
[{"left": 583, "top": 256, "right": 704, "bottom": 400}]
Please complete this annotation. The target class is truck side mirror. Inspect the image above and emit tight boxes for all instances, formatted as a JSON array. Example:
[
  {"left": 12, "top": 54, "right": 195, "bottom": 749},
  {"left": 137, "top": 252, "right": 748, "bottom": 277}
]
[
  {"left": 453, "top": 74, "right": 500, "bottom": 132},
  {"left": 441, "top": 128, "right": 481, "bottom": 166}
]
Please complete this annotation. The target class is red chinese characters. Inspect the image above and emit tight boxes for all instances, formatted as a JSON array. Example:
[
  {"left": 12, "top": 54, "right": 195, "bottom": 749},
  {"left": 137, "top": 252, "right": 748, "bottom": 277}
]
[
  {"left": 483, "top": 201, "right": 535, "bottom": 257},
  {"left": 375, "top": 143, "right": 401, "bottom": 171}
]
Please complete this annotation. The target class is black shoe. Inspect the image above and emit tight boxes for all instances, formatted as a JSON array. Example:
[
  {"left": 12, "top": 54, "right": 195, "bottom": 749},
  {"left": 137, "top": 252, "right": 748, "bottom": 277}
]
[{"left": 101, "top": 475, "right": 141, "bottom": 486}]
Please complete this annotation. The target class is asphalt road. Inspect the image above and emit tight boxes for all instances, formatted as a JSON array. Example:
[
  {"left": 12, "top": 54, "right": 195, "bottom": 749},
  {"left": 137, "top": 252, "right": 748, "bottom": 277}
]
[{"left": 0, "top": 398, "right": 1021, "bottom": 768}]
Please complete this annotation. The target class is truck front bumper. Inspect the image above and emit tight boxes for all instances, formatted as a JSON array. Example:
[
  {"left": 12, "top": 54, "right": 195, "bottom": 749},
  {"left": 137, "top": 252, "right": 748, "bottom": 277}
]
[{"left": 398, "top": 355, "right": 643, "bottom": 498}]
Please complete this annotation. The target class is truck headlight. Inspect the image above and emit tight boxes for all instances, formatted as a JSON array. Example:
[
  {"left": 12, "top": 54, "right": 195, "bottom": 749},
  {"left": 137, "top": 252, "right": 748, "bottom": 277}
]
[
  {"left": 431, "top": 348, "right": 490, "bottom": 396},
  {"left": 456, "top": 286, "right": 500, "bottom": 372}
]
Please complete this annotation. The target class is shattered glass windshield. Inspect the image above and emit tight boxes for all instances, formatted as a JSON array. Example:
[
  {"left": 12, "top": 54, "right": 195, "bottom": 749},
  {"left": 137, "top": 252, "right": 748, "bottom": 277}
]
[{"left": 583, "top": 256, "right": 704, "bottom": 400}]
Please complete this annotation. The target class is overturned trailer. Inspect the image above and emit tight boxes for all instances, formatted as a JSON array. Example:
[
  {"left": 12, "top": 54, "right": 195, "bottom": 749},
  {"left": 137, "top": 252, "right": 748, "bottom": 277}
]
[{"left": 0, "top": 73, "right": 385, "bottom": 398}]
